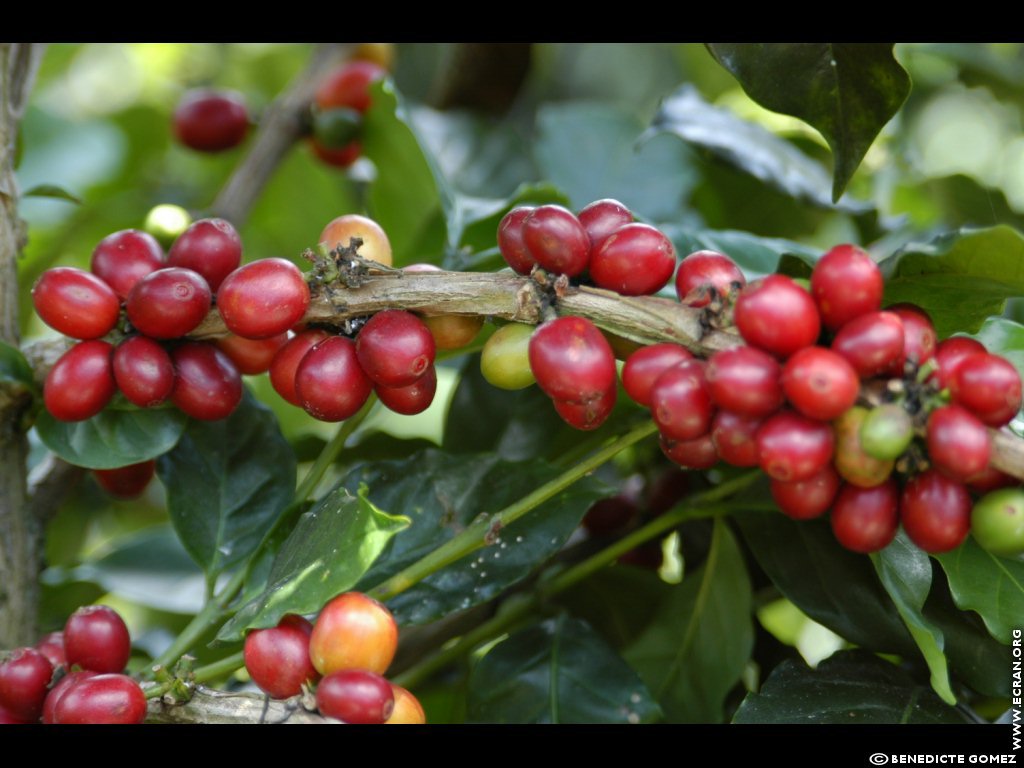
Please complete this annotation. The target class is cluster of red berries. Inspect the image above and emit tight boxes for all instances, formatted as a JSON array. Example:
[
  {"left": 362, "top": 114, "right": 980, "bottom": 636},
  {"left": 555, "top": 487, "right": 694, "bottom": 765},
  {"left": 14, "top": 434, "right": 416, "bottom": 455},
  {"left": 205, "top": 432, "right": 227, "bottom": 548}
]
[
  {"left": 0, "top": 605, "right": 145, "bottom": 724},
  {"left": 33, "top": 218, "right": 310, "bottom": 424},
  {"left": 622, "top": 244, "right": 1022, "bottom": 557},
  {"left": 498, "top": 199, "right": 677, "bottom": 296},
  {"left": 243, "top": 592, "right": 424, "bottom": 724}
]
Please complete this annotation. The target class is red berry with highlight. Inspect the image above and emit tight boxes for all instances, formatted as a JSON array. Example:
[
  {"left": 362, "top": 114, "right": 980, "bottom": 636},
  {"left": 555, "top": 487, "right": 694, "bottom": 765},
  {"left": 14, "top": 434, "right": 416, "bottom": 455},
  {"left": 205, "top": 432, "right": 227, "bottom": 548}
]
[
  {"left": 269, "top": 329, "right": 331, "bottom": 406},
  {"left": 173, "top": 89, "right": 249, "bottom": 153},
  {"left": 830, "top": 311, "right": 905, "bottom": 379},
  {"left": 113, "top": 335, "right": 175, "bottom": 407},
  {"left": 771, "top": 464, "right": 840, "bottom": 520},
  {"left": 356, "top": 310, "right": 436, "bottom": 388},
  {"left": 317, "top": 669, "right": 394, "bottom": 724},
  {"left": 649, "top": 359, "right": 714, "bottom": 442},
  {"left": 32, "top": 267, "right": 120, "bottom": 340},
  {"left": 376, "top": 365, "right": 438, "bottom": 416},
  {"left": 830, "top": 479, "right": 899, "bottom": 553},
  {"left": 589, "top": 223, "right": 676, "bottom": 296},
  {"left": 950, "top": 353, "right": 1022, "bottom": 427},
  {"left": 927, "top": 405, "right": 991, "bottom": 482},
  {"left": 705, "top": 346, "right": 783, "bottom": 418},
  {"left": 660, "top": 433, "right": 718, "bottom": 470},
  {"left": 522, "top": 205, "right": 590, "bottom": 277},
  {"left": 674, "top": 250, "right": 745, "bottom": 308},
  {"left": 52, "top": 674, "right": 146, "bottom": 724},
  {"left": 126, "top": 267, "right": 211, "bottom": 339},
  {"left": 782, "top": 346, "right": 859, "bottom": 421},
  {"left": 577, "top": 198, "right": 633, "bottom": 247},
  {"left": 90, "top": 229, "right": 164, "bottom": 299},
  {"left": 217, "top": 258, "right": 310, "bottom": 340},
  {"left": 44, "top": 340, "right": 116, "bottom": 422},
  {"left": 553, "top": 386, "right": 616, "bottom": 431},
  {"left": 171, "top": 342, "right": 243, "bottom": 421},
  {"left": 244, "top": 615, "right": 318, "bottom": 699},
  {"left": 0, "top": 648, "right": 53, "bottom": 721},
  {"left": 296, "top": 336, "right": 373, "bottom": 422},
  {"left": 934, "top": 337, "right": 987, "bottom": 389},
  {"left": 167, "top": 218, "right": 242, "bottom": 292},
  {"left": 756, "top": 411, "right": 834, "bottom": 482},
  {"left": 810, "top": 244, "right": 883, "bottom": 330},
  {"left": 734, "top": 275, "right": 820, "bottom": 359},
  {"left": 64, "top": 605, "right": 132, "bottom": 674},
  {"left": 622, "top": 344, "right": 693, "bottom": 407},
  {"left": 497, "top": 207, "right": 537, "bottom": 275},
  {"left": 901, "top": 470, "right": 972, "bottom": 553},
  {"left": 529, "top": 316, "right": 616, "bottom": 404}
]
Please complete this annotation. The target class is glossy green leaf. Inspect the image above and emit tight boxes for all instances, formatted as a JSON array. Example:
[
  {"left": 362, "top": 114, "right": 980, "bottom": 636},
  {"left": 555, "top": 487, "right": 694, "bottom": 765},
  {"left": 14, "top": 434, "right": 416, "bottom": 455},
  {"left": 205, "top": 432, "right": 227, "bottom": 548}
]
[
  {"left": 707, "top": 43, "right": 910, "bottom": 201},
  {"left": 157, "top": 393, "right": 295, "bottom": 577},
  {"left": 881, "top": 226, "right": 1024, "bottom": 338},
  {"left": 871, "top": 533, "right": 954, "bottom": 704},
  {"left": 346, "top": 449, "right": 610, "bottom": 625},
  {"left": 934, "top": 537, "right": 1024, "bottom": 645},
  {"left": 622, "top": 521, "right": 753, "bottom": 723},
  {"left": 663, "top": 224, "right": 820, "bottom": 280},
  {"left": 217, "top": 486, "right": 409, "bottom": 641},
  {"left": 646, "top": 84, "right": 870, "bottom": 213},
  {"left": 535, "top": 101, "right": 696, "bottom": 222},
  {"left": 467, "top": 614, "right": 661, "bottom": 724},
  {"left": 736, "top": 509, "right": 916, "bottom": 655},
  {"left": 362, "top": 80, "right": 448, "bottom": 266},
  {"left": 22, "top": 183, "right": 81, "bottom": 204},
  {"left": 733, "top": 650, "right": 970, "bottom": 724},
  {"left": 35, "top": 406, "right": 187, "bottom": 470},
  {"left": 42, "top": 525, "right": 205, "bottom": 614}
]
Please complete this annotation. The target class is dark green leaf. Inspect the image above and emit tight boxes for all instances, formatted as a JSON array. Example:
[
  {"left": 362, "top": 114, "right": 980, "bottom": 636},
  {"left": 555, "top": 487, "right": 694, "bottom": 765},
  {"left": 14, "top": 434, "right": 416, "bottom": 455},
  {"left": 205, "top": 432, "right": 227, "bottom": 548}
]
[
  {"left": 0, "top": 340, "right": 36, "bottom": 393},
  {"left": 934, "top": 537, "right": 1024, "bottom": 645},
  {"left": 733, "top": 650, "right": 971, "bottom": 724},
  {"left": 622, "top": 521, "right": 753, "bottom": 723},
  {"left": 871, "top": 533, "right": 954, "bottom": 704},
  {"left": 467, "top": 614, "right": 661, "bottom": 724},
  {"left": 663, "top": 224, "right": 820, "bottom": 279},
  {"left": 157, "top": 393, "right": 295, "bottom": 577},
  {"left": 881, "top": 226, "right": 1024, "bottom": 338},
  {"left": 736, "top": 509, "right": 916, "bottom": 655},
  {"left": 347, "top": 449, "right": 611, "bottom": 625},
  {"left": 534, "top": 101, "right": 696, "bottom": 222},
  {"left": 362, "top": 80, "right": 448, "bottom": 266},
  {"left": 646, "top": 84, "right": 870, "bottom": 213},
  {"left": 217, "top": 486, "right": 409, "bottom": 641},
  {"left": 707, "top": 43, "right": 910, "bottom": 201},
  {"left": 35, "top": 406, "right": 187, "bottom": 470},
  {"left": 42, "top": 525, "right": 205, "bottom": 614},
  {"left": 22, "top": 183, "right": 82, "bottom": 204}
]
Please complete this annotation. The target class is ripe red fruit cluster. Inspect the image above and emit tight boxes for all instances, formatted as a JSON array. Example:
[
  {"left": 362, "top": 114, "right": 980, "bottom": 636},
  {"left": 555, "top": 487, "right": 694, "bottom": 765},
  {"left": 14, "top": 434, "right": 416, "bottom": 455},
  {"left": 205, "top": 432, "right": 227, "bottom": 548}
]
[
  {"left": 242, "top": 592, "right": 424, "bottom": 724},
  {"left": 615, "top": 243, "right": 1023, "bottom": 558},
  {"left": 498, "top": 199, "right": 677, "bottom": 296},
  {"left": 173, "top": 89, "right": 250, "bottom": 153},
  {"left": 311, "top": 61, "right": 387, "bottom": 168},
  {"left": 0, "top": 604, "right": 145, "bottom": 724}
]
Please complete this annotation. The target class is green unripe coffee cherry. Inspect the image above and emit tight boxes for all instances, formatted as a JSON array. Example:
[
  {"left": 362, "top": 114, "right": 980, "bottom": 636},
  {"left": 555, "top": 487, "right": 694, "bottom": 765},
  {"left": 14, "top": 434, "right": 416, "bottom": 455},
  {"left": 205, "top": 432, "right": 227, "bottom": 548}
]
[
  {"left": 971, "top": 488, "right": 1024, "bottom": 558},
  {"left": 860, "top": 404, "right": 915, "bottom": 461},
  {"left": 143, "top": 204, "right": 191, "bottom": 249},
  {"left": 313, "top": 108, "right": 363, "bottom": 150},
  {"left": 481, "top": 323, "right": 535, "bottom": 390},
  {"left": 833, "top": 406, "right": 894, "bottom": 488}
]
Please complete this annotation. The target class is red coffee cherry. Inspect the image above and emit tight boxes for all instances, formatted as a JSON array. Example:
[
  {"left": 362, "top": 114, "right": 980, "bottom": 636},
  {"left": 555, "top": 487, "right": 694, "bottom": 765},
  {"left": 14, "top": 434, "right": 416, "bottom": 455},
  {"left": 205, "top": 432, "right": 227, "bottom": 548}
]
[
  {"left": 552, "top": 386, "right": 616, "bottom": 431},
  {"left": 830, "top": 311, "right": 905, "bottom": 379},
  {"left": 770, "top": 464, "right": 840, "bottom": 520},
  {"left": 52, "top": 673, "right": 147, "bottom": 724},
  {"left": 901, "top": 470, "right": 972, "bottom": 553},
  {"left": 734, "top": 274, "right": 821, "bottom": 359},
  {"left": 781, "top": 346, "right": 859, "bottom": 422},
  {"left": 296, "top": 336, "right": 373, "bottom": 422},
  {"left": 950, "top": 353, "right": 1023, "bottom": 427},
  {"left": 173, "top": 89, "right": 249, "bottom": 152},
  {"left": 756, "top": 410, "right": 834, "bottom": 482},
  {"left": 215, "top": 333, "right": 289, "bottom": 376},
  {"left": 126, "top": 267, "right": 212, "bottom": 339},
  {"left": 933, "top": 336, "right": 987, "bottom": 389},
  {"left": 674, "top": 250, "right": 745, "bottom": 308},
  {"left": 705, "top": 346, "right": 784, "bottom": 418},
  {"left": 309, "top": 592, "right": 398, "bottom": 676},
  {"left": 589, "top": 223, "right": 676, "bottom": 296},
  {"left": 63, "top": 605, "right": 132, "bottom": 674},
  {"left": 356, "top": 310, "right": 436, "bottom": 388},
  {"left": 710, "top": 410, "right": 762, "bottom": 467},
  {"left": 32, "top": 267, "right": 121, "bottom": 340},
  {"left": 650, "top": 359, "right": 714, "bottom": 442},
  {"left": 577, "top": 198, "right": 633, "bottom": 248},
  {"left": 93, "top": 460, "right": 157, "bottom": 499},
  {"left": 244, "top": 615, "right": 319, "bottom": 699},
  {"left": 885, "top": 304, "right": 937, "bottom": 375},
  {"left": 967, "top": 465, "right": 1017, "bottom": 494},
  {"left": 42, "top": 670, "right": 97, "bottom": 724},
  {"left": 521, "top": 205, "right": 590, "bottom": 277},
  {"left": 167, "top": 218, "right": 243, "bottom": 292},
  {"left": 35, "top": 631, "right": 66, "bottom": 669},
  {"left": 810, "top": 244, "right": 883, "bottom": 330},
  {"left": 622, "top": 343, "right": 694, "bottom": 408},
  {"left": 44, "top": 340, "right": 117, "bottom": 422},
  {"left": 90, "top": 229, "right": 165, "bottom": 299},
  {"left": 660, "top": 433, "right": 719, "bottom": 470},
  {"left": 113, "top": 335, "right": 175, "bottom": 407},
  {"left": 926, "top": 405, "right": 991, "bottom": 482},
  {"left": 528, "top": 316, "right": 616, "bottom": 404},
  {"left": 269, "top": 329, "right": 331, "bottom": 406},
  {"left": 0, "top": 648, "right": 54, "bottom": 721},
  {"left": 170, "top": 342, "right": 243, "bottom": 421},
  {"left": 497, "top": 207, "right": 537, "bottom": 275},
  {"left": 317, "top": 669, "right": 395, "bottom": 724},
  {"left": 217, "top": 258, "right": 310, "bottom": 340},
  {"left": 315, "top": 60, "right": 386, "bottom": 114},
  {"left": 376, "top": 365, "right": 438, "bottom": 416},
  {"left": 830, "top": 479, "right": 900, "bottom": 553}
]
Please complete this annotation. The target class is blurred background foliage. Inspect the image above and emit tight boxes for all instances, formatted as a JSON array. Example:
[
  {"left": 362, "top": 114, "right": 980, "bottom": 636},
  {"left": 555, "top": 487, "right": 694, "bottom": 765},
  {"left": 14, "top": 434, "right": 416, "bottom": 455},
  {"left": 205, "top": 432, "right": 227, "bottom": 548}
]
[{"left": 16, "top": 42, "right": 1024, "bottom": 705}]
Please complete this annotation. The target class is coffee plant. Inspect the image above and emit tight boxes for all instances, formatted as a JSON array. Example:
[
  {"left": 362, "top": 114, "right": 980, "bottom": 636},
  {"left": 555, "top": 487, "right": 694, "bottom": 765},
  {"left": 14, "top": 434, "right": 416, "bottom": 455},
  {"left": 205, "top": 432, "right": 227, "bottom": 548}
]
[{"left": 1, "top": 43, "right": 1023, "bottom": 738}]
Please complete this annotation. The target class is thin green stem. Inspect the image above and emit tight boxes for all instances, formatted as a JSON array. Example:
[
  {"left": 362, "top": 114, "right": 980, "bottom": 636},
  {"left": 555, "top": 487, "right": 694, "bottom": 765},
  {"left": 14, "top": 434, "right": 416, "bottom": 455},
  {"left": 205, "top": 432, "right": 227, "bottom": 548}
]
[
  {"left": 193, "top": 650, "right": 245, "bottom": 685},
  {"left": 148, "top": 400, "right": 376, "bottom": 677},
  {"left": 369, "top": 420, "right": 659, "bottom": 602}
]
